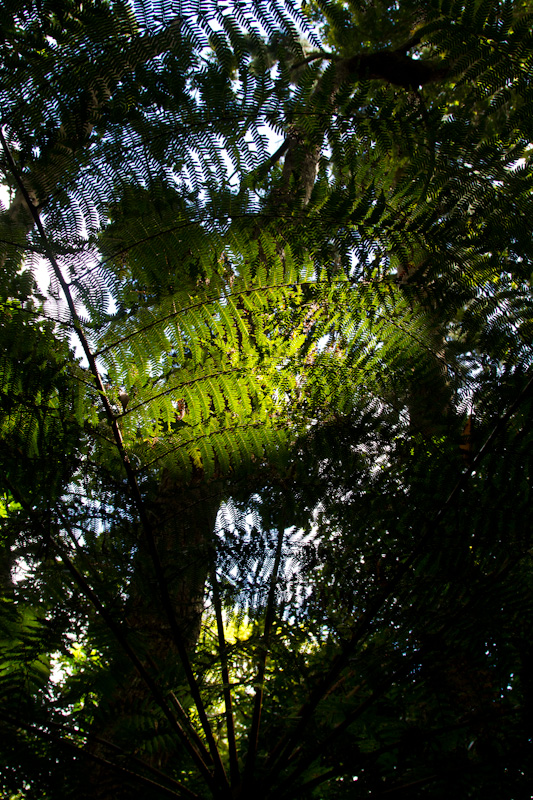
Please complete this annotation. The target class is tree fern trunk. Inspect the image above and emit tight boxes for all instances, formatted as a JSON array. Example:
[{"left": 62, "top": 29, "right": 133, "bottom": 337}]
[
  {"left": 133, "top": 470, "right": 222, "bottom": 654},
  {"left": 406, "top": 320, "right": 451, "bottom": 439},
  {"left": 399, "top": 260, "right": 452, "bottom": 439},
  {"left": 82, "top": 473, "right": 223, "bottom": 800}
]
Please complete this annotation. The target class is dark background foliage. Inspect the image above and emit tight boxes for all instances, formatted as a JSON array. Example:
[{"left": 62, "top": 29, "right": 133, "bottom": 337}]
[{"left": 1, "top": 0, "right": 533, "bottom": 798}]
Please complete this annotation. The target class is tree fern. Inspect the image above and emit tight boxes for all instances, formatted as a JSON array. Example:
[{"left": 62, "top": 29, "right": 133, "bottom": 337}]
[{"left": 2, "top": 0, "right": 533, "bottom": 798}]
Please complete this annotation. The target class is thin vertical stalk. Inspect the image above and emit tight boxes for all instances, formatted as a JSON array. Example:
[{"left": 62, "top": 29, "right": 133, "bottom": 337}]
[
  {"left": 168, "top": 691, "right": 216, "bottom": 768},
  {"left": 211, "top": 568, "right": 241, "bottom": 789},
  {"left": 242, "top": 523, "right": 285, "bottom": 791}
]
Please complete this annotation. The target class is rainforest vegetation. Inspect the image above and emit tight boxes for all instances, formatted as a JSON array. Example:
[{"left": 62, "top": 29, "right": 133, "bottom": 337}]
[{"left": 1, "top": 0, "right": 533, "bottom": 797}]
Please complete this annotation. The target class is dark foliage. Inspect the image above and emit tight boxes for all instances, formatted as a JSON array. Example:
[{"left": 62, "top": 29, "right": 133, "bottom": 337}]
[{"left": 1, "top": 0, "right": 533, "bottom": 798}]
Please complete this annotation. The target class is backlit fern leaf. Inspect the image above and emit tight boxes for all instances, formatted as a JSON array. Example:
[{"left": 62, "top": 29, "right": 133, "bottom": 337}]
[{"left": 3, "top": 1, "right": 533, "bottom": 796}]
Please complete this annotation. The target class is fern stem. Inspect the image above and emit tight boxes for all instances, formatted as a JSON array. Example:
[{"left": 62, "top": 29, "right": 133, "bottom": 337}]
[
  {"left": 211, "top": 567, "right": 241, "bottom": 789},
  {"left": 289, "top": 52, "right": 337, "bottom": 70},
  {"left": 5, "top": 712, "right": 203, "bottom": 799},
  {"left": 274, "top": 657, "right": 419, "bottom": 798},
  {"left": 52, "top": 536, "right": 217, "bottom": 793},
  {"left": 242, "top": 521, "right": 285, "bottom": 793},
  {"left": 0, "top": 712, "right": 201, "bottom": 800}
]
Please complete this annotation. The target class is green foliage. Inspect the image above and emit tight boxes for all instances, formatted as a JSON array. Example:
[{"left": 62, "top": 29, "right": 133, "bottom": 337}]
[
  {"left": 1, "top": 0, "right": 533, "bottom": 798},
  {"left": 0, "top": 298, "right": 83, "bottom": 502}
]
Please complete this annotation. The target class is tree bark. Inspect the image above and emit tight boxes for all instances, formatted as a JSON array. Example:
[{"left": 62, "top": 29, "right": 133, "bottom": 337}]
[{"left": 82, "top": 473, "right": 223, "bottom": 800}]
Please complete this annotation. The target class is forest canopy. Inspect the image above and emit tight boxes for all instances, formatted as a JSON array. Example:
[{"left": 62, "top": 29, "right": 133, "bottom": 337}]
[{"left": 1, "top": 0, "right": 533, "bottom": 797}]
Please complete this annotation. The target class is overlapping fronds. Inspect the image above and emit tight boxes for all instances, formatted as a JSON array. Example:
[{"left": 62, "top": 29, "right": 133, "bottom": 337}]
[{"left": 2, "top": 0, "right": 533, "bottom": 798}]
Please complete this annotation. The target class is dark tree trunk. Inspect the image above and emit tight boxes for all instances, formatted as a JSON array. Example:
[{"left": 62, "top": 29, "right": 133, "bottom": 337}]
[
  {"left": 398, "top": 261, "right": 452, "bottom": 439},
  {"left": 132, "top": 470, "right": 222, "bottom": 655},
  {"left": 406, "top": 323, "right": 451, "bottom": 439},
  {"left": 82, "top": 473, "right": 223, "bottom": 800}
]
